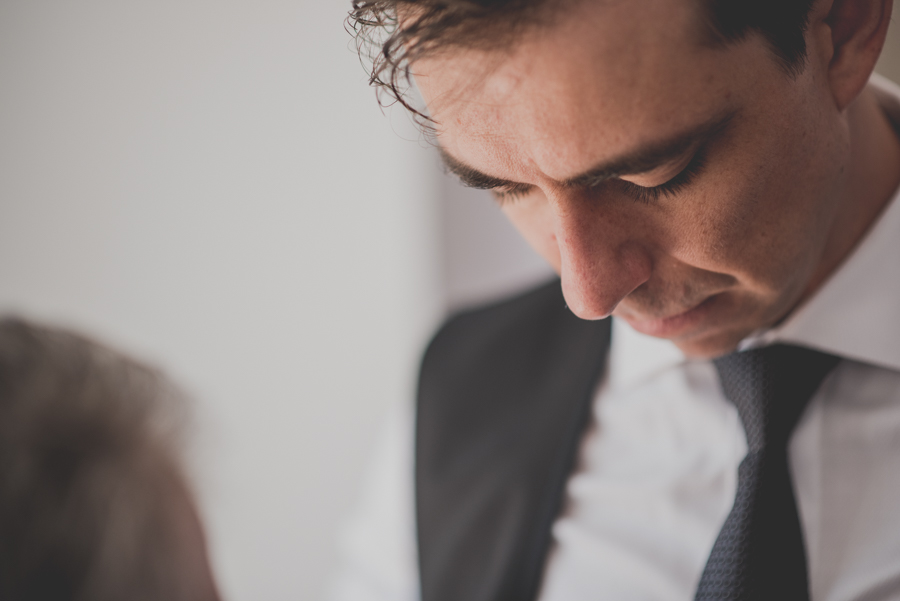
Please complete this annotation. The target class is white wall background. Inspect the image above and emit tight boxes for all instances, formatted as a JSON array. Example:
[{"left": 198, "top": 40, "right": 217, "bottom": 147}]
[
  {"left": 0, "top": 2, "right": 443, "bottom": 600},
  {"left": 439, "top": 173, "right": 553, "bottom": 312},
  {"left": 1, "top": 3, "right": 899, "bottom": 600}
]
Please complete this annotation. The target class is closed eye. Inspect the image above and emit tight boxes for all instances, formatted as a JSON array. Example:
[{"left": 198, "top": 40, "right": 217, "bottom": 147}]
[
  {"left": 490, "top": 182, "right": 536, "bottom": 204},
  {"left": 615, "top": 149, "right": 707, "bottom": 204},
  {"left": 491, "top": 149, "right": 708, "bottom": 206}
]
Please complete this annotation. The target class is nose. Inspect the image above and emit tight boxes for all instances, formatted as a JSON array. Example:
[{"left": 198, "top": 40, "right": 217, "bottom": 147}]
[{"left": 552, "top": 196, "right": 652, "bottom": 320}]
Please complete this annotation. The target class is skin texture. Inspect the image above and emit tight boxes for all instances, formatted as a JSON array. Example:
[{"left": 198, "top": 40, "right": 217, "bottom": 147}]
[{"left": 414, "top": 0, "right": 900, "bottom": 357}]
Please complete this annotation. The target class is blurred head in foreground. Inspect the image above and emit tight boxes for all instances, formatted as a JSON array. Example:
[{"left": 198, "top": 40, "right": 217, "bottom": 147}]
[{"left": 0, "top": 318, "right": 220, "bottom": 601}]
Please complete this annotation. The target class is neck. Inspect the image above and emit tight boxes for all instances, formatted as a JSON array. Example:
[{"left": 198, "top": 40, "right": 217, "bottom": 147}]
[{"left": 803, "top": 85, "right": 900, "bottom": 300}]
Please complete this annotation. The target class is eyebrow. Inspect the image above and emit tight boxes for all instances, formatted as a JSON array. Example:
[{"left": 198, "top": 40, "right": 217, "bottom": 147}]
[{"left": 440, "top": 110, "right": 736, "bottom": 193}]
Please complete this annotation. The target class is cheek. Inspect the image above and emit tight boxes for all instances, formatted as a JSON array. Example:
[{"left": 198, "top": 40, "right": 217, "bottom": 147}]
[
  {"left": 665, "top": 173, "right": 791, "bottom": 297},
  {"left": 673, "top": 171, "right": 768, "bottom": 270},
  {"left": 670, "top": 128, "right": 841, "bottom": 296}
]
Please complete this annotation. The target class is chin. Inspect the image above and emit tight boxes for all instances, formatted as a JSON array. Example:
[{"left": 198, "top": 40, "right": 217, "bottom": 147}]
[{"left": 671, "top": 326, "right": 750, "bottom": 359}]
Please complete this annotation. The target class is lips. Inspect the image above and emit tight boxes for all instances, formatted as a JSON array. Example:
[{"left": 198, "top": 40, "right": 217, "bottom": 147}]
[{"left": 619, "top": 294, "right": 721, "bottom": 339}]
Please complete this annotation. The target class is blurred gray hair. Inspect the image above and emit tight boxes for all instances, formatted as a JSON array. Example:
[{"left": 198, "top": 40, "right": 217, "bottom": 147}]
[{"left": 0, "top": 317, "right": 211, "bottom": 601}]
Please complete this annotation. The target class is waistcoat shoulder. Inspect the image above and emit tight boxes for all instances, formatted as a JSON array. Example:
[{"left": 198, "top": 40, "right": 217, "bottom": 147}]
[{"left": 416, "top": 279, "right": 610, "bottom": 601}]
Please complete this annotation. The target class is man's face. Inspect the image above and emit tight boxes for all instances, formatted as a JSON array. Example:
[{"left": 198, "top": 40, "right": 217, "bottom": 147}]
[{"left": 415, "top": 0, "right": 851, "bottom": 357}]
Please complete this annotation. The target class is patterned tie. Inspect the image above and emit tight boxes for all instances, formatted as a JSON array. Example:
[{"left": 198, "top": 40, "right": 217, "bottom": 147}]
[{"left": 694, "top": 344, "right": 840, "bottom": 601}]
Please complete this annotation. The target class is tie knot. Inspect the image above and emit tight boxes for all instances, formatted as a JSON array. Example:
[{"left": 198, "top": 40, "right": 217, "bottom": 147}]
[{"left": 713, "top": 344, "right": 840, "bottom": 452}]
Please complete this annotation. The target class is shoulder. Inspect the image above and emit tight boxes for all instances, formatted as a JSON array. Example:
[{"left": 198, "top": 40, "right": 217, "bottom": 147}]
[
  {"left": 421, "top": 279, "right": 566, "bottom": 372},
  {"left": 424, "top": 278, "right": 573, "bottom": 359},
  {"left": 418, "top": 278, "right": 609, "bottom": 400}
]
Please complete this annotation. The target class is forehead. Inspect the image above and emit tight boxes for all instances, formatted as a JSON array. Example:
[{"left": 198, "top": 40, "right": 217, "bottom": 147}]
[{"left": 415, "top": 0, "right": 769, "bottom": 181}]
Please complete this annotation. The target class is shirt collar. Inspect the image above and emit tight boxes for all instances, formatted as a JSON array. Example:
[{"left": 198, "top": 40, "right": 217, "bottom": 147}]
[{"left": 740, "top": 74, "right": 900, "bottom": 372}]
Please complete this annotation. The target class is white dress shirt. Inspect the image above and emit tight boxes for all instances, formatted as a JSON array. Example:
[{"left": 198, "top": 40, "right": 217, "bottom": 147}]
[{"left": 327, "top": 74, "right": 900, "bottom": 601}]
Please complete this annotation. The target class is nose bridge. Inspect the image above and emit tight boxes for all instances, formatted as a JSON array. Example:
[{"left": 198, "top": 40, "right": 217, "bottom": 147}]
[{"left": 548, "top": 190, "right": 652, "bottom": 320}]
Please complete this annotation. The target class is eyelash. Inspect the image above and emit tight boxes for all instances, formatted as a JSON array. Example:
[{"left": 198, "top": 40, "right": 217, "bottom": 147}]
[
  {"left": 491, "top": 184, "right": 534, "bottom": 204},
  {"left": 616, "top": 149, "right": 707, "bottom": 204},
  {"left": 490, "top": 148, "right": 707, "bottom": 205}
]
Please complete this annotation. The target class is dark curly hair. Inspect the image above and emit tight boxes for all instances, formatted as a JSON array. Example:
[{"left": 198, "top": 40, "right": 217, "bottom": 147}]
[{"left": 348, "top": 0, "right": 816, "bottom": 123}]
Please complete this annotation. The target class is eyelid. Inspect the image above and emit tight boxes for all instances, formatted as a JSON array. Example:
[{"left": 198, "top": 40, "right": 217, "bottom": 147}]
[
  {"left": 490, "top": 182, "right": 535, "bottom": 201},
  {"left": 617, "top": 118, "right": 733, "bottom": 202},
  {"left": 618, "top": 147, "right": 707, "bottom": 203},
  {"left": 617, "top": 149, "right": 696, "bottom": 188},
  {"left": 483, "top": 144, "right": 704, "bottom": 205}
]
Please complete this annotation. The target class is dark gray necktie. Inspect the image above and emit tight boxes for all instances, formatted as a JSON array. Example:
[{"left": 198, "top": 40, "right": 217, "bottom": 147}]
[{"left": 694, "top": 344, "right": 840, "bottom": 601}]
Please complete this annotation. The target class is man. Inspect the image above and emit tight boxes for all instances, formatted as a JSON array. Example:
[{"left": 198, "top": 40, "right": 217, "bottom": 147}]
[
  {"left": 0, "top": 318, "right": 221, "bottom": 601},
  {"left": 333, "top": 0, "right": 900, "bottom": 599}
]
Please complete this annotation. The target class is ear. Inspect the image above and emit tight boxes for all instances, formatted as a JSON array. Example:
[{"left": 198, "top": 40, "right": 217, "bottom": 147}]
[{"left": 818, "top": 0, "right": 894, "bottom": 110}]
